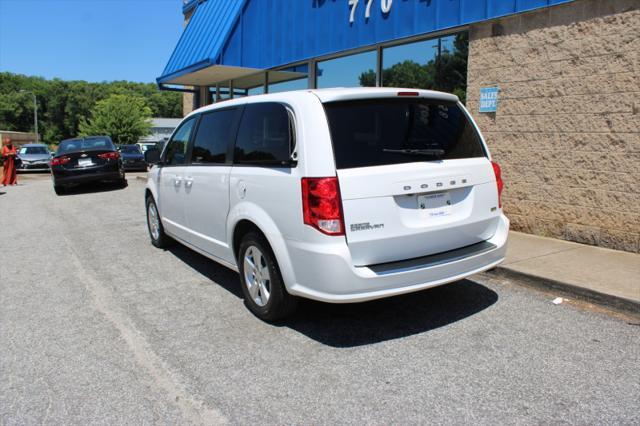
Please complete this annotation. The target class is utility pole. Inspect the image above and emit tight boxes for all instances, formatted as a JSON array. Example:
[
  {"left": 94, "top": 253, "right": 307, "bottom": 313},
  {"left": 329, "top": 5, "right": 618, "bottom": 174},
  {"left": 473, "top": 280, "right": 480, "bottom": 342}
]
[{"left": 19, "top": 90, "right": 38, "bottom": 142}]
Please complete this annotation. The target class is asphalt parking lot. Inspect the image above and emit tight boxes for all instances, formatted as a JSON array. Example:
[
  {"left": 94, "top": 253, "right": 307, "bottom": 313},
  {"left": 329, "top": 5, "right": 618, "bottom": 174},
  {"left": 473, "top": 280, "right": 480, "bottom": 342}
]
[{"left": 1, "top": 173, "right": 639, "bottom": 425}]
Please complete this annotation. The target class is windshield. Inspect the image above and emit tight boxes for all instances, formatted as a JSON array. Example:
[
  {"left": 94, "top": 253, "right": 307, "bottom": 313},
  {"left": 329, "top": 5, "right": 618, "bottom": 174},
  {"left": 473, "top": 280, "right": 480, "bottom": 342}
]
[
  {"left": 57, "top": 138, "right": 114, "bottom": 154},
  {"left": 323, "top": 98, "right": 486, "bottom": 169},
  {"left": 120, "top": 145, "right": 141, "bottom": 154},
  {"left": 19, "top": 146, "right": 48, "bottom": 155}
]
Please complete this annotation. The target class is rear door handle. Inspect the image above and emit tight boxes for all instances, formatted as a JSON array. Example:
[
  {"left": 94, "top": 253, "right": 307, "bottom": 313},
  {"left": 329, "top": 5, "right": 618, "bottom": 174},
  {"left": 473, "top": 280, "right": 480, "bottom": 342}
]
[
  {"left": 173, "top": 176, "right": 182, "bottom": 187},
  {"left": 184, "top": 177, "right": 193, "bottom": 188}
]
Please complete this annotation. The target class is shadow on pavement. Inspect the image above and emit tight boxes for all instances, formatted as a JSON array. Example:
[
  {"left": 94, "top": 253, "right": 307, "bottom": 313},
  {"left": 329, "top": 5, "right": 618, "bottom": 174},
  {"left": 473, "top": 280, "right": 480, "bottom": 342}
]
[
  {"left": 168, "top": 244, "right": 498, "bottom": 348},
  {"left": 58, "top": 180, "right": 128, "bottom": 196}
]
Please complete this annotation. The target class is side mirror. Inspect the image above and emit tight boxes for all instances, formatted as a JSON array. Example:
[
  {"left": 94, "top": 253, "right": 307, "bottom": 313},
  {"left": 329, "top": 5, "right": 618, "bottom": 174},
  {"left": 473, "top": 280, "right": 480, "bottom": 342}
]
[{"left": 144, "top": 147, "right": 161, "bottom": 165}]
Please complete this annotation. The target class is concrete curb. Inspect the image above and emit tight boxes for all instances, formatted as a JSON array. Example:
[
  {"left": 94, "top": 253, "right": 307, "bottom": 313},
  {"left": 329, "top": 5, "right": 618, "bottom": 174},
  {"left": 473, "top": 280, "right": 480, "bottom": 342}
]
[{"left": 488, "top": 266, "right": 640, "bottom": 318}]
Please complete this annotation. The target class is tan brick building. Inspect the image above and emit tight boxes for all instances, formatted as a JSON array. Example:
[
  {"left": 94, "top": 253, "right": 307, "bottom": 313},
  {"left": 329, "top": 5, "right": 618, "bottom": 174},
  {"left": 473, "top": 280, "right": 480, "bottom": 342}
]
[
  {"left": 162, "top": 0, "right": 639, "bottom": 252},
  {"left": 466, "top": 0, "right": 639, "bottom": 252}
]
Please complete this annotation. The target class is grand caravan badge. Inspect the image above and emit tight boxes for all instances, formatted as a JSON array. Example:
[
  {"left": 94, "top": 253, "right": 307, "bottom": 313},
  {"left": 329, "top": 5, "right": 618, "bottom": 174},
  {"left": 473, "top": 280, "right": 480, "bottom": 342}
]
[{"left": 350, "top": 222, "right": 385, "bottom": 232}]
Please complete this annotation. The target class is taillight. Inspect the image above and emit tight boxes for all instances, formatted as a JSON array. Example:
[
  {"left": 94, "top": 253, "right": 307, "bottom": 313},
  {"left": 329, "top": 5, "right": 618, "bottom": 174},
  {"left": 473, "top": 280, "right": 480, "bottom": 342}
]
[
  {"left": 301, "top": 177, "right": 345, "bottom": 236},
  {"left": 491, "top": 161, "right": 504, "bottom": 208},
  {"left": 98, "top": 151, "right": 120, "bottom": 160},
  {"left": 50, "top": 156, "right": 70, "bottom": 166}
]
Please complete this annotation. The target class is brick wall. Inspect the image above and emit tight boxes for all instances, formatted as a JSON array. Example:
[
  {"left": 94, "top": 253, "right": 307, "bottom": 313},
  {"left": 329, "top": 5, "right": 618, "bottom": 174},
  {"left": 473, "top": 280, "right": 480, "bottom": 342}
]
[
  {"left": 183, "top": 92, "right": 194, "bottom": 116},
  {"left": 466, "top": 0, "right": 640, "bottom": 253}
]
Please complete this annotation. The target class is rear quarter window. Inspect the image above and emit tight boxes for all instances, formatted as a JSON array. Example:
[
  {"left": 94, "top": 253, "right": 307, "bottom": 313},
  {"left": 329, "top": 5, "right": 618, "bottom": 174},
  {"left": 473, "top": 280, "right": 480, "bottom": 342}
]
[
  {"left": 323, "top": 98, "right": 486, "bottom": 169},
  {"left": 233, "top": 102, "right": 294, "bottom": 166}
]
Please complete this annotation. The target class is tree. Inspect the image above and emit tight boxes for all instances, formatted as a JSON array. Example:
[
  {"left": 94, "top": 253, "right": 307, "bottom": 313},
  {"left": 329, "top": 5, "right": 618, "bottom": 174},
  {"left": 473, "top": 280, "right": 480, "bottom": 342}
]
[
  {"left": 79, "top": 94, "right": 152, "bottom": 145},
  {"left": 0, "top": 72, "right": 182, "bottom": 143}
]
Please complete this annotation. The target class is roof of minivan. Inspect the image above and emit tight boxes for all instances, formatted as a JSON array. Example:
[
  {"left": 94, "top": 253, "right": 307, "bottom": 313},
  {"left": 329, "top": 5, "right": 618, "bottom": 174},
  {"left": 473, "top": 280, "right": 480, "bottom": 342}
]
[
  {"left": 188, "top": 87, "right": 459, "bottom": 118},
  {"left": 21, "top": 143, "right": 48, "bottom": 147},
  {"left": 309, "top": 87, "right": 459, "bottom": 103}
]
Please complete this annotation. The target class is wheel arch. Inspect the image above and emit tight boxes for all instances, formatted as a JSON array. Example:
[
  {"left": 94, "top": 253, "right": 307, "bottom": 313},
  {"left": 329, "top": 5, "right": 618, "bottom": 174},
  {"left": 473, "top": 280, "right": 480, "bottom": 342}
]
[{"left": 228, "top": 205, "right": 297, "bottom": 290}]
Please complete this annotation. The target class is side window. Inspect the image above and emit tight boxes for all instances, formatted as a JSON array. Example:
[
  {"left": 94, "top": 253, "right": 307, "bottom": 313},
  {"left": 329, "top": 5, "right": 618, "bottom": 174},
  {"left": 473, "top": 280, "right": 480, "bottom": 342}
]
[
  {"left": 164, "top": 117, "right": 196, "bottom": 166},
  {"left": 191, "top": 109, "right": 238, "bottom": 164},
  {"left": 234, "top": 102, "right": 294, "bottom": 166}
]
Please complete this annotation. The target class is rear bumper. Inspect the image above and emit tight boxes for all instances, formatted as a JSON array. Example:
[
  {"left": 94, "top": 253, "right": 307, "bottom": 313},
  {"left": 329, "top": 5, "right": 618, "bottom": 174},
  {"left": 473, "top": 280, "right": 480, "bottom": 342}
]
[
  {"left": 52, "top": 164, "right": 123, "bottom": 185},
  {"left": 284, "top": 214, "right": 509, "bottom": 303},
  {"left": 122, "top": 160, "right": 147, "bottom": 171}
]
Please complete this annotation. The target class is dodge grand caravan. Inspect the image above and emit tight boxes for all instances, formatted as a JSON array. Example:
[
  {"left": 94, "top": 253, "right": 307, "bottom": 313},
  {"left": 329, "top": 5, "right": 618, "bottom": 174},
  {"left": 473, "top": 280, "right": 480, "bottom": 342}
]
[{"left": 144, "top": 88, "right": 509, "bottom": 321}]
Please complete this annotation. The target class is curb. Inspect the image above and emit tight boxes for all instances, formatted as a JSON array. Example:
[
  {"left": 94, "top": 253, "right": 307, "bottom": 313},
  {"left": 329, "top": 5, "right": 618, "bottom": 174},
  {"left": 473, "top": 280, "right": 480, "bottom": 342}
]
[{"left": 488, "top": 266, "right": 640, "bottom": 318}]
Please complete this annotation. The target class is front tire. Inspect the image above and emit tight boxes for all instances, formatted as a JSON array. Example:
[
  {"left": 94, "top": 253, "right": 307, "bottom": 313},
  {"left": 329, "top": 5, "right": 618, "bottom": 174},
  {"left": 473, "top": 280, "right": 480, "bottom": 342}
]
[
  {"left": 238, "top": 232, "right": 297, "bottom": 321},
  {"left": 146, "top": 196, "right": 172, "bottom": 248}
]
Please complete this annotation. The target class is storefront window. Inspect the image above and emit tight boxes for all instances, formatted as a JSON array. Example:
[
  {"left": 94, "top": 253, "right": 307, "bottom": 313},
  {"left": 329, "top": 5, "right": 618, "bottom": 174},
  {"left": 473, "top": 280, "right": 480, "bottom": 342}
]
[
  {"left": 381, "top": 32, "right": 468, "bottom": 102},
  {"left": 234, "top": 72, "right": 266, "bottom": 98},
  {"left": 316, "top": 50, "right": 376, "bottom": 89},
  {"left": 269, "top": 64, "right": 309, "bottom": 93},
  {"left": 247, "top": 86, "right": 264, "bottom": 96}
]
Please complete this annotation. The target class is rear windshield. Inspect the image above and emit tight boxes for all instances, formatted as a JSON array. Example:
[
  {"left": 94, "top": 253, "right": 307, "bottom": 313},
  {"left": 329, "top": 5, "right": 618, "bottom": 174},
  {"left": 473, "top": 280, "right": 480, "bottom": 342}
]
[
  {"left": 19, "top": 146, "right": 48, "bottom": 155},
  {"left": 57, "top": 138, "right": 114, "bottom": 154},
  {"left": 323, "top": 99, "right": 486, "bottom": 169},
  {"left": 120, "top": 145, "right": 141, "bottom": 154}
]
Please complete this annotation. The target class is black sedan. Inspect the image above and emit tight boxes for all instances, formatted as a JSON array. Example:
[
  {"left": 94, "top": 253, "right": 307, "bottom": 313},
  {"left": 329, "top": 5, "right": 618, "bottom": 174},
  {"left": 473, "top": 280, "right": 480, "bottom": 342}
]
[
  {"left": 118, "top": 144, "right": 147, "bottom": 171},
  {"left": 51, "top": 136, "right": 126, "bottom": 195}
]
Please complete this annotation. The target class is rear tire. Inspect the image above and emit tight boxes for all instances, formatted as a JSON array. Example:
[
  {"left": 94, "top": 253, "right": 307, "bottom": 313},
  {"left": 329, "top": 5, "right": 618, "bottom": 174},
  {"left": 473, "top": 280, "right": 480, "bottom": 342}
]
[
  {"left": 54, "top": 185, "right": 65, "bottom": 195},
  {"left": 146, "top": 196, "right": 172, "bottom": 248},
  {"left": 238, "top": 231, "right": 298, "bottom": 321}
]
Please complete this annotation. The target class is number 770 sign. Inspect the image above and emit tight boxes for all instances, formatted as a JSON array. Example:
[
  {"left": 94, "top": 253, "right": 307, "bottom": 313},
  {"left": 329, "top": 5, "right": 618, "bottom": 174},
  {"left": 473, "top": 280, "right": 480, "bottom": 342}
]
[{"left": 348, "top": 0, "right": 393, "bottom": 23}]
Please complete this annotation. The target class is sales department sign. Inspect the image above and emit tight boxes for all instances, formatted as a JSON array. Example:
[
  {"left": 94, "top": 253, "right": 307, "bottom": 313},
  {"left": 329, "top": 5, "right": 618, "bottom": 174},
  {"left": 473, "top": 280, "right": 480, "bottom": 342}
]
[{"left": 479, "top": 87, "right": 499, "bottom": 113}]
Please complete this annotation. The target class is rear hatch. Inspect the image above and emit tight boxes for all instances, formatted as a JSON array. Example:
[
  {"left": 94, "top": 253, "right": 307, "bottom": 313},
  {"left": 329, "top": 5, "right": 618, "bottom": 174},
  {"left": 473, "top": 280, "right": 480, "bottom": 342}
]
[
  {"left": 54, "top": 137, "right": 118, "bottom": 171},
  {"left": 322, "top": 95, "right": 501, "bottom": 266},
  {"left": 56, "top": 150, "right": 116, "bottom": 170}
]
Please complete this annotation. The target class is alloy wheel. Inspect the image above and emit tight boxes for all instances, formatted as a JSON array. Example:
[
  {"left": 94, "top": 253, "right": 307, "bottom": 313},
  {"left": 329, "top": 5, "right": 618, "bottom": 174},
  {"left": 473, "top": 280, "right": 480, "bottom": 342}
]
[{"left": 243, "top": 245, "right": 271, "bottom": 307}]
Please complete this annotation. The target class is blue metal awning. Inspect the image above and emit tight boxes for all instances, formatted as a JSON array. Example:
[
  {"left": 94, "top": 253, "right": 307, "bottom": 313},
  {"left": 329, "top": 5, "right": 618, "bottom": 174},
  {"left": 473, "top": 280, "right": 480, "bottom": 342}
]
[
  {"left": 158, "top": 0, "right": 248, "bottom": 85},
  {"left": 159, "top": 0, "right": 574, "bottom": 86}
]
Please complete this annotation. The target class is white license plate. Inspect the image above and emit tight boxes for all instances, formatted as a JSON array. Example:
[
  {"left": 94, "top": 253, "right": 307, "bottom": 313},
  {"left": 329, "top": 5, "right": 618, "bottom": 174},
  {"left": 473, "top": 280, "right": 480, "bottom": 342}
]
[
  {"left": 418, "top": 192, "right": 452, "bottom": 217},
  {"left": 77, "top": 158, "right": 93, "bottom": 167}
]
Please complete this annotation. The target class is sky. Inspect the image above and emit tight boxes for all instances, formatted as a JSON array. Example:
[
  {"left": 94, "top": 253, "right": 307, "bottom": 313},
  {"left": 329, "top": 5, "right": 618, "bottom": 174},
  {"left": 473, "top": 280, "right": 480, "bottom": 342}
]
[{"left": 0, "top": 0, "right": 184, "bottom": 83}]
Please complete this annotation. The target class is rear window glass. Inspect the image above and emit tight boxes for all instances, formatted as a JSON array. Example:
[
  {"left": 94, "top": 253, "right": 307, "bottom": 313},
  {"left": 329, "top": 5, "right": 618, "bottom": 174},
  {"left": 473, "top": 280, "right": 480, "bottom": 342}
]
[
  {"left": 120, "top": 145, "right": 141, "bottom": 154},
  {"left": 19, "top": 146, "right": 48, "bottom": 155},
  {"left": 58, "top": 138, "right": 114, "bottom": 154},
  {"left": 323, "top": 99, "right": 485, "bottom": 169}
]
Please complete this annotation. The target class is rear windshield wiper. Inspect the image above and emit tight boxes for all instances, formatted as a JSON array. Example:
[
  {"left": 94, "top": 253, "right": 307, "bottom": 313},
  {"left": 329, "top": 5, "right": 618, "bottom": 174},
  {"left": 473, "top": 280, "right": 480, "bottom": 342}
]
[{"left": 382, "top": 148, "right": 445, "bottom": 158}]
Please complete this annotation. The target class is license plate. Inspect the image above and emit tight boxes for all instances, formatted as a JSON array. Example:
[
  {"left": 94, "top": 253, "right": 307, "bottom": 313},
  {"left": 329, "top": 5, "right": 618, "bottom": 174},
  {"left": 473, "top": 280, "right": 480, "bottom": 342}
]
[
  {"left": 418, "top": 192, "right": 452, "bottom": 217},
  {"left": 78, "top": 158, "right": 93, "bottom": 167}
]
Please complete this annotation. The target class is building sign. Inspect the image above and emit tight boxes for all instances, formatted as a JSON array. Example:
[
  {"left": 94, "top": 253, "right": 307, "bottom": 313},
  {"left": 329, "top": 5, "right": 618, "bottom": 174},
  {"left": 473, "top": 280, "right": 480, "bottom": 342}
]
[
  {"left": 479, "top": 87, "right": 499, "bottom": 113},
  {"left": 348, "top": 0, "right": 393, "bottom": 23}
]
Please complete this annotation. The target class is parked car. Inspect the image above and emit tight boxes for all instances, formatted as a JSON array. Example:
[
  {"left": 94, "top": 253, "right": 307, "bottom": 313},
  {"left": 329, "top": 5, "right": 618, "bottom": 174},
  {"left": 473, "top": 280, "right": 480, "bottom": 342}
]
[
  {"left": 138, "top": 142, "right": 157, "bottom": 154},
  {"left": 51, "top": 136, "right": 125, "bottom": 195},
  {"left": 144, "top": 88, "right": 509, "bottom": 321},
  {"left": 16, "top": 143, "right": 52, "bottom": 171},
  {"left": 118, "top": 144, "right": 147, "bottom": 171}
]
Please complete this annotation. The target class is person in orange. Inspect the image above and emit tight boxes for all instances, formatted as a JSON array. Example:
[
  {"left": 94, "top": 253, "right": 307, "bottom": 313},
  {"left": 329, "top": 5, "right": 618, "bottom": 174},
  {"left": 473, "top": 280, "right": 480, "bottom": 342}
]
[{"left": 1, "top": 136, "right": 18, "bottom": 186}]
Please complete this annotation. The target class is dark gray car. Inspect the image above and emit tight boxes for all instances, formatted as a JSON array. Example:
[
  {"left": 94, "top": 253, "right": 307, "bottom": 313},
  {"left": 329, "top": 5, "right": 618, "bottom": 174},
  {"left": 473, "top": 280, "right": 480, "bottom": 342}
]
[{"left": 17, "top": 143, "right": 52, "bottom": 171}]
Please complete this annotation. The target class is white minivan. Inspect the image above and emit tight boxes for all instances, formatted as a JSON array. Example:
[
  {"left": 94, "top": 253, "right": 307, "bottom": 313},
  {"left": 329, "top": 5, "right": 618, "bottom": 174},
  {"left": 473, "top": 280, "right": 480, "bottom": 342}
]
[{"left": 144, "top": 88, "right": 508, "bottom": 321}]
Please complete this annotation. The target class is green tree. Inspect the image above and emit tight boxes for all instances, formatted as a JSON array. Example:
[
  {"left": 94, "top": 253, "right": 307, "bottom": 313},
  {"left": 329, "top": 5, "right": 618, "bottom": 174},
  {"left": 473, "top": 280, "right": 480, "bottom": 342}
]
[
  {"left": 0, "top": 72, "right": 182, "bottom": 144},
  {"left": 79, "top": 94, "right": 152, "bottom": 145}
]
